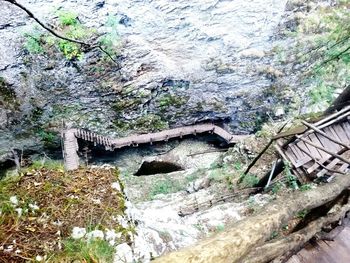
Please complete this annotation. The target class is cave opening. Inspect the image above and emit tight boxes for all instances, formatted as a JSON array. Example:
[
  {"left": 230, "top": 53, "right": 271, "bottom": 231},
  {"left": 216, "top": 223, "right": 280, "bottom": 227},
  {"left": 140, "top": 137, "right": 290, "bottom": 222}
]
[{"left": 134, "top": 160, "right": 184, "bottom": 176}]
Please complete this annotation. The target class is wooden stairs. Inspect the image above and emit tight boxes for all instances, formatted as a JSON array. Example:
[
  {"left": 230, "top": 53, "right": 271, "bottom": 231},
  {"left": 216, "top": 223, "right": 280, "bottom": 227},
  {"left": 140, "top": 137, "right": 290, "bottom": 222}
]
[{"left": 62, "top": 123, "right": 248, "bottom": 171}]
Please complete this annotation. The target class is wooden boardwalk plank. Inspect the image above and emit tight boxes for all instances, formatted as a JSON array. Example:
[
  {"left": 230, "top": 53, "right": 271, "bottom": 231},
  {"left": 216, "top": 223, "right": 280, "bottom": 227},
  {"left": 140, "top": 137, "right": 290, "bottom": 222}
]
[
  {"left": 290, "top": 145, "right": 311, "bottom": 168},
  {"left": 317, "top": 133, "right": 339, "bottom": 153},
  {"left": 285, "top": 148, "right": 299, "bottom": 167},
  {"left": 340, "top": 122, "right": 350, "bottom": 141},
  {"left": 332, "top": 124, "right": 349, "bottom": 144},
  {"left": 317, "top": 158, "right": 342, "bottom": 177},
  {"left": 310, "top": 133, "right": 331, "bottom": 159}
]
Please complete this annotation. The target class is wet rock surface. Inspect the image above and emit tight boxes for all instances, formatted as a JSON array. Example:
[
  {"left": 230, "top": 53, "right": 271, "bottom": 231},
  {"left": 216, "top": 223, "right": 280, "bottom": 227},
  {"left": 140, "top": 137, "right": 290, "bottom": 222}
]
[{"left": 0, "top": 0, "right": 291, "bottom": 156}]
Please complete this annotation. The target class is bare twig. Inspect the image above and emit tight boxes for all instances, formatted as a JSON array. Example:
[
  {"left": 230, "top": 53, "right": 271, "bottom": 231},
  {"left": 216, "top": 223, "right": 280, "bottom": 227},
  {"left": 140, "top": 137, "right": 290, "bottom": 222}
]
[{"left": 187, "top": 149, "right": 227, "bottom": 157}]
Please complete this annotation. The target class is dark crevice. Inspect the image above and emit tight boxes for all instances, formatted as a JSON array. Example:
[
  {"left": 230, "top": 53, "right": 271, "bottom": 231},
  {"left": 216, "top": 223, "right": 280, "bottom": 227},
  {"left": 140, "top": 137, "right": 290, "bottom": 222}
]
[{"left": 134, "top": 160, "right": 183, "bottom": 176}]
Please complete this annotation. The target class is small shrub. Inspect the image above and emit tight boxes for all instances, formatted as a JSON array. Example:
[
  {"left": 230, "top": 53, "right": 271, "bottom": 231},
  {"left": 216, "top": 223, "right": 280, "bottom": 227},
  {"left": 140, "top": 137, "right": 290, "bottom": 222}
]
[
  {"left": 57, "top": 10, "right": 78, "bottom": 26},
  {"left": 99, "top": 15, "right": 120, "bottom": 56},
  {"left": 208, "top": 169, "right": 223, "bottom": 182},
  {"left": 24, "top": 30, "right": 44, "bottom": 54},
  {"left": 58, "top": 22, "right": 90, "bottom": 60},
  {"left": 246, "top": 196, "right": 257, "bottom": 214},
  {"left": 309, "top": 84, "right": 335, "bottom": 105},
  {"left": 233, "top": 162, "right": 242, "bottom": 171},
  {"left": 215, "top": 224, "right": 225, "bottom": 232},
  {"left": 58, "top": 40, "right": 83, "bottom": 60},
  {"left": 29, "top": 159, "right": 64, "bottom": 171},
  {"left": 297, "top": 209, "right": 309, "bottom": 219},
  {"left": 271, "top": 182, "right": 283, "bottom": 194},
  {"left": 209, "top": 162, "right": 221, "bottom": 169},
  {"left": 241, "top": 174, "right": 259, "bottom": 188},
  {"left": 284, "top": 163, "right": 298, "bottom": 190},
  {"left": 133, "top": 114, "right": 168, "bottom": 132},
  {"left": 300, "top": 184, "right": 312, "bottom": 191},
  {"left": 269, "top": 231, "right": 278, "bottom": 240},
  {"left": 150, "top": 180, "right": 181, "bottom": 198},
  {"left": 185, "top": 173, "right": 199, "bottom": 182},
  {"left": 37, "top": 129, "right": 58, "bottom": 147},
  {"left": 54, "top": 238, "right": 115, "bottom": 263}
]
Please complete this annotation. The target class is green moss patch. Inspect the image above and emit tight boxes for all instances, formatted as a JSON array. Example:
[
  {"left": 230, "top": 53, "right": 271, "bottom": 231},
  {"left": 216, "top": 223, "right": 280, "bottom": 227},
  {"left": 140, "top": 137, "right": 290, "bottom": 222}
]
[{"left": 113, "top": 114, "right": 169, "bottom": 134}]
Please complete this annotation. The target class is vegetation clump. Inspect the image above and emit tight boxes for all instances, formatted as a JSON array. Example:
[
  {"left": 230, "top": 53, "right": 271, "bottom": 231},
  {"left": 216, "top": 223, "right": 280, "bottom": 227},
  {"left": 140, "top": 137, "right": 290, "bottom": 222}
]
[
  {"left": 23, "top": 28, "right": 45, "bottom": 54},
  {"left": 23, "top": 11, "right": 119, "bottom": 61},
  {"left": 156, "top": 94, "right": 189, "bottom": 109},
  {"left": 277, "top": 0, "right": 350, "bottom": 110},
  {"left": 149, "top": 179, "right": 182, "bottom": 199},
  {"left": 0, "top": 166, "right": 129, "bottom": 262},
  {"left": 113, "top": 114, "right": 169, "bottom": 134}
]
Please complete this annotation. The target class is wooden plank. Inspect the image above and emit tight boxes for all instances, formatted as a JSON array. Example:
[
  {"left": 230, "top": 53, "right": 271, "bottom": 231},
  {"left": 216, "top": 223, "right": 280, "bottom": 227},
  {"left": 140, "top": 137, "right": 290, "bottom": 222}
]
[
  {"left": 316, "top": 132, "right": 339, "bottom": 153},
  {"left": 290, "top": 144, "right": 304, "bottom": 159},
  {"left": 297, "top": 141, "right": 312, "bottom": 156},
  {"left": 285, "top": 147, "right": 299, "bottom": 167},
  {"left": 339, "top": 162, "right": 349, "bottom": 173},
  {"left": 341, "top": 121, "right": 350, "bottom": 140},
  {"left": 295, "top": 141, "right": 322, "bottom": 173},
  {"left": 332, "top": 124, "right": 350, "bottom": 144},
  {"left": 290, "top": 145, "right": 311, "bottom": 168},
  {"left": 309, "top": 133, "right": 330, "bottom": 159},
  {"left": 316, "top": 158, "right": 342, "bottom": 177},
  {"left": 307, "top": 155, "right": 330, "bottom": 174},
  {"left": 275, "top": 145, "right": 292, "bottom": 164},
  {"left": 294, "top": 168, "right": 308, "bottom": 183},
  {"left": 304, "top": 135, "right": 323, "bottom": 159},
  {"left": 326, "top": 125, "right": 342, "bottom": 141}
]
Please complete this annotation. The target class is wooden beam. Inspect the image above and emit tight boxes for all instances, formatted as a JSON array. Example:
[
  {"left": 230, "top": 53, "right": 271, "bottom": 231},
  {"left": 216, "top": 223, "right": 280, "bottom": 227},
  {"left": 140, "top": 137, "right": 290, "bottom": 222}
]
[
  {"left": 298, "top": 137, "right": 350, "bottom": 165},
  {"left": 301, "top": 120, "right": 350, "bottom": 150}
]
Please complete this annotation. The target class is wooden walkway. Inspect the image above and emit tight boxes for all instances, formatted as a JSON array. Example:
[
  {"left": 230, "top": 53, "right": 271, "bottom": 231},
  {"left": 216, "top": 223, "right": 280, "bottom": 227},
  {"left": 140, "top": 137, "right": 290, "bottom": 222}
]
[
  {"left": 63, "top": 124, "right": 248, "bottom": 170},
  {"left": 276, "top": 106, "right": 350, "bottom": 182},
  {"left": 286, "top": 227, "right": 350, "bottom": 263}
]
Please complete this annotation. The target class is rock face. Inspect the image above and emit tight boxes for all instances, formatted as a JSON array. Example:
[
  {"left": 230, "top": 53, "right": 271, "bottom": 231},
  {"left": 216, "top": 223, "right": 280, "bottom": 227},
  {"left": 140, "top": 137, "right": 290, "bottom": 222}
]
[{"left": 0, "top": 0, "right": 289, "bottom": 155}]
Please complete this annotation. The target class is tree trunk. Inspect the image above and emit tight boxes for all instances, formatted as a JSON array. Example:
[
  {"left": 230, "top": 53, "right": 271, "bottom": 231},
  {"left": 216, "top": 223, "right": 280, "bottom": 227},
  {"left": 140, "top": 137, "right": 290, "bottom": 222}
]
[
  {"left": 241, "top": 199, "right": 350, "bottom": 263},
  {"left": 153, "top": 174, "right": 350, "bottom": 263},
  {"left": 325, "top": 85, "right": 350, "bottom": 114}
]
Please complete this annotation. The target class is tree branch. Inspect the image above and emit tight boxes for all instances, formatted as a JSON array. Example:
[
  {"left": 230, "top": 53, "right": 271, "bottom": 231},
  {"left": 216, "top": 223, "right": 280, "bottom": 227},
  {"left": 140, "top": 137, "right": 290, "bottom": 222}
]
[
  {"left": 319, "top": 45, "right": 350, "bottom": 67},
  {"left": 3, "top": 0, "right": 120, "bottom": 66}
]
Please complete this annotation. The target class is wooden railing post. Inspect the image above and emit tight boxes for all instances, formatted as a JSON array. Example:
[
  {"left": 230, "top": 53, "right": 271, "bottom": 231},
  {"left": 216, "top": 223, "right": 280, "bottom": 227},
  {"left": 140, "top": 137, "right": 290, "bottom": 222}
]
[{"left": 63, "top": 129, "right": 80, "bottom": 171}]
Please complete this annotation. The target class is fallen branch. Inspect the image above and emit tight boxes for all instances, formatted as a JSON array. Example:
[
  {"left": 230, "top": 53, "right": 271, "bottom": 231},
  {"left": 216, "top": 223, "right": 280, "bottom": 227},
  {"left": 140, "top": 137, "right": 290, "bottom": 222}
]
[{"left": 187, "top": 149, "right": 227, "bottom": 157}]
